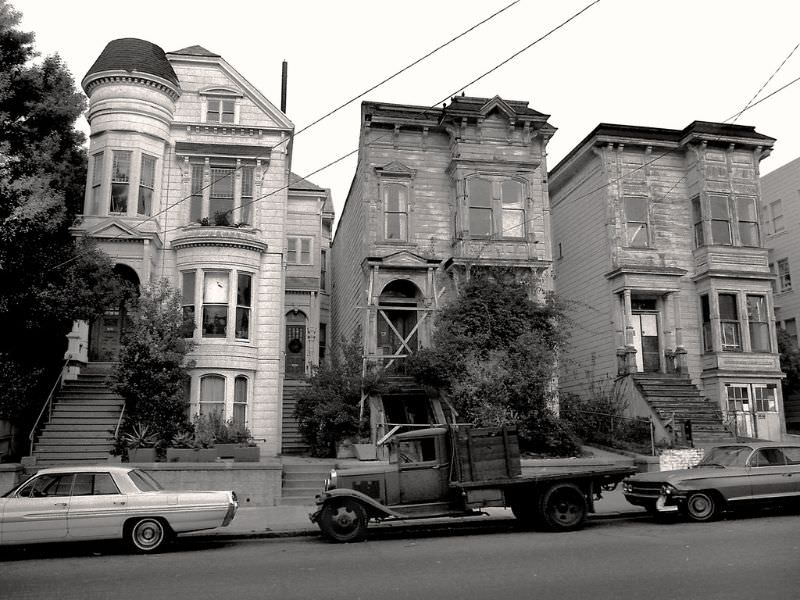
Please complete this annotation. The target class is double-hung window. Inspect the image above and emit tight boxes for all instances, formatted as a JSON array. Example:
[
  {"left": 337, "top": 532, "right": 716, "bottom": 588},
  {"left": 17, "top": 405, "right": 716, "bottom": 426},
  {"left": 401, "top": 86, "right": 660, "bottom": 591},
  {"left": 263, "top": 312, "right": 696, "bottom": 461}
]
[
  {"left": 769, "top": 200, "right": 784, "bottom": 234},
  {"left": 181, "top": 272, "right": 196, "bottom": 337},
  {"left": 736, "top": 197, "right": 759, "bottom": 246},
  {"left": 183, "top": 270, "right": 253, "bottom": 340},
  {"left": 624, "top": 196, "right": 649, "bottom": 248},
  {"left": 202, "top": 271, "right": 229, "bottom": 338},
  {"left": 718, "top": 293, "right": 741, "bottom": 351},
  {"left": 778, "top": 258, "right": 792, "bottom": 292},
  {"left": 692, "top": 197, "right": 704, "bottom": 247},
  {"left": 233, "top": 376, "right": 248, "bottom": 426},
  {"left": 138, "top": 155, "right": 156, "bottom": 216},
  {"left": 468, "top": 178, "right": 493, "bottom": 237},
  {"left": 199, "top": 375, "right": 225, "bottom": 416},
  {"left": 110, "top": 151, "right": 131, "bottom": 213},
  {"left": 210, "top": 167, "right": 234, "bottom": 226},
  {"left": 709, "top": 195, "right": 732, "bottom": 245},
  {"left": 240, "top": 166, "right": 254, "bottom": 225},
  {"left": 383, "top": 183, "right": 408, "bottom": 241},
  {"left": 91, "top": 153, "right": 104, "bottom": 215},
  {"left": 700, "top": 294, "right": 712, "bottom": 352},
  {"left": 287, "top": 237, "right": 312, "bottom": 265},
  {"left": 235, "top": 274, "right": 251, "bottom": 340},
  {"left": 746, "top": 295, "right": 770, "bottom": 352}
]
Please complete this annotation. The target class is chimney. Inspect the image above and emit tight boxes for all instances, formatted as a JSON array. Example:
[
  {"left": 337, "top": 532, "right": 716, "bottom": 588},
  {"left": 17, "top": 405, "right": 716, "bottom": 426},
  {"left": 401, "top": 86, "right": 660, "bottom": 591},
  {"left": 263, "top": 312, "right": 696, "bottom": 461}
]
[{"left": 280, "top": 60, "right": 288, "bottom": 114}]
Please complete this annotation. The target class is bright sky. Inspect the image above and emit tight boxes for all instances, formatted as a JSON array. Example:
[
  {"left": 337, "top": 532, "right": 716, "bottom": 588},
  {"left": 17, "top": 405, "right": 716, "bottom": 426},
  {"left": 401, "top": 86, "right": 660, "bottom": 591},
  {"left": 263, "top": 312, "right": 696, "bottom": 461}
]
[{"left": 14, "top": 0, "right": 800, "bottom": 221}]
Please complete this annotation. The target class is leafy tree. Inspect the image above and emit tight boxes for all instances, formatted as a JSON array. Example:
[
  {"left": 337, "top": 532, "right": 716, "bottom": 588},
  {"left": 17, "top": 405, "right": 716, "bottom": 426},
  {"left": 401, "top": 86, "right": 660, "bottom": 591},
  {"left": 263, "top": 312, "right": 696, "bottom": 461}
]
[
  {"left": 0, "top": 1, "right": 120, "bottom": 423},
  {"left": 409, "top": 268, "right": 580, "bottom": 456},
  {"left": 295, "top": 330, "right": 382, "bottom": 457},
  {"left": 112, "top": 279, "right": 195, "bottom": 446}
]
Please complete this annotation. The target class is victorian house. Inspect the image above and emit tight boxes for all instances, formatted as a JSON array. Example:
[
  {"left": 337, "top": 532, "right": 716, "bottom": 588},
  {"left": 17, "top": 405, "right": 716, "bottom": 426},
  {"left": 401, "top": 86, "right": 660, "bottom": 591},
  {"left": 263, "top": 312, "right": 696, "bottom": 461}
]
[
  {"left": 41, "top": 38, "right": 310, "bottom": 461},
  {"left": 549, "top": 121, "right": 785, "bottom": 443},
  {"left": 331, "top": 96, "right": 556, "bottom": 444},
  {"left": 760, "top": 156, "right": 800, "bottom": 433}
]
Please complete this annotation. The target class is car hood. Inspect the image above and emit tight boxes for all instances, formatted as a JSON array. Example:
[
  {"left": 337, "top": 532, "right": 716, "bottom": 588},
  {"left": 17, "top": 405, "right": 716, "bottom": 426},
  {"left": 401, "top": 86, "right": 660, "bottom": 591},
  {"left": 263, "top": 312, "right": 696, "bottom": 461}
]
[{"left": 629, "top": 466, "right": 742, "bottom": 484}]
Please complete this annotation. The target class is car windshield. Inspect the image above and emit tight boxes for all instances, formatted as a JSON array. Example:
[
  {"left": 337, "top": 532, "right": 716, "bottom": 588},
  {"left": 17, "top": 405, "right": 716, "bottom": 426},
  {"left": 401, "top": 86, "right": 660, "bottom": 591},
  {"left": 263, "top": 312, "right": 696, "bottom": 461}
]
[
  {"left": 128, "top": 469, "right": 164, "bottom": 492},
  {"left": 697, "top": 446, "right": 753, "bottom": 468}
]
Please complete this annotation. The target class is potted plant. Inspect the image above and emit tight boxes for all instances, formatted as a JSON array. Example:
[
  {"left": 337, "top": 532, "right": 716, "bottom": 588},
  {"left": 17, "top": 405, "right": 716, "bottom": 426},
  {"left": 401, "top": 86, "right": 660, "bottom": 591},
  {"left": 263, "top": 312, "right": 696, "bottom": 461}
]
[{"left": 121, "top": 423, "right": 159, "bottom": 463}]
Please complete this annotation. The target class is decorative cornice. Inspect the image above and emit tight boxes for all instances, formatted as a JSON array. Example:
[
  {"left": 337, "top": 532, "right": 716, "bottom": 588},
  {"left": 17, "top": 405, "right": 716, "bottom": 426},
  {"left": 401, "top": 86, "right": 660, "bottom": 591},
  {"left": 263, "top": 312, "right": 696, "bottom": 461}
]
[{"left": 83, "top": 71, "right": 181, "bottom": 101}]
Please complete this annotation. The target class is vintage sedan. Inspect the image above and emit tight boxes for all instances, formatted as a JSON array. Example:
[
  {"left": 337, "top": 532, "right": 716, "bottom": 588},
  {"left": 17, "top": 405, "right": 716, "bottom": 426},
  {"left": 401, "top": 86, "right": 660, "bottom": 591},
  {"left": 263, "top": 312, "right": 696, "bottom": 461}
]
[
  {"left": 623, "top": 442, "right": 800, "bottom": 522},
  {"left": 0, "top": 465, "right": 238, "bottom": 552}
]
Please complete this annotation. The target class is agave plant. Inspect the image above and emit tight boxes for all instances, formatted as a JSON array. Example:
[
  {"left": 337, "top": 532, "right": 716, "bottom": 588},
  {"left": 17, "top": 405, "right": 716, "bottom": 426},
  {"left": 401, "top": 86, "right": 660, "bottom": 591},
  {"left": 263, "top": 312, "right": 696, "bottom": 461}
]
[{"left": 120, "top": 423, "right": 159, "bottom": 449}]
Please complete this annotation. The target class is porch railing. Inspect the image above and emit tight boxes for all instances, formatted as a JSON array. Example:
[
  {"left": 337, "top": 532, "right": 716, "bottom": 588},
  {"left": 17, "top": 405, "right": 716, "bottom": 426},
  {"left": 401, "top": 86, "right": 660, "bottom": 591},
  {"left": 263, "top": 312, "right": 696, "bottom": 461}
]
[{"left": 28, "top": 355, "right": 72, "bottom": 454}]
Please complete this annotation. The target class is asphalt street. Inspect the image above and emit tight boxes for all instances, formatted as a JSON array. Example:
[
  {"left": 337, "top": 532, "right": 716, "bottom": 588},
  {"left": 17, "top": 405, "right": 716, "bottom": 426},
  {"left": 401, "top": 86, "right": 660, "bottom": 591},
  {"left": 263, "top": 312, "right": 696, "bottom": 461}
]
[{"left": 2, "top": 510, "right": 799, "bottom": 600}]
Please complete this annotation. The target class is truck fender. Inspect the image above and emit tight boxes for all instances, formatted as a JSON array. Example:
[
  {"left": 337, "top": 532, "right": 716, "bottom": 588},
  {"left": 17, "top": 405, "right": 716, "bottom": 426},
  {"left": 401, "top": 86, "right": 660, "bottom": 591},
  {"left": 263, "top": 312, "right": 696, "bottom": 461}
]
[{"left": 315, "top": 488, "right": 401, "bottom": 520}]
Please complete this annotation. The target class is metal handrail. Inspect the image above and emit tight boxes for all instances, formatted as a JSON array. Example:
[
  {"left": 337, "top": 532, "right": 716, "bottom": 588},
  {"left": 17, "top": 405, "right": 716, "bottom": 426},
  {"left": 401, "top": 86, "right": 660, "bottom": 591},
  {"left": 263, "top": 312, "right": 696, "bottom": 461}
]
[
  {"left": 114, "top": 401, "right": 126, "bottom": 440},
  {"left": 28, "top": 355, "right": 72, "bottom": 451}
]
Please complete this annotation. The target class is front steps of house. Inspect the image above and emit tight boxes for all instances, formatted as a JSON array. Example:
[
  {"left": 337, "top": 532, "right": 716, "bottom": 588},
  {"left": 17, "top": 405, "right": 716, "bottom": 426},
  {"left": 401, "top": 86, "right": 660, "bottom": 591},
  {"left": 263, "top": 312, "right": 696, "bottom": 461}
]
[
  {"left": 632, "top": 373, "right": 735, "bottom": 444},
  {"left": 281, "top": 380, "right": 311, "bottom": 455},
  {"left": 280, "top": 459, "right": 335, "bottom": 505},
  {"left": 32, "top": 363, "right": 123, "bottom": 466}
]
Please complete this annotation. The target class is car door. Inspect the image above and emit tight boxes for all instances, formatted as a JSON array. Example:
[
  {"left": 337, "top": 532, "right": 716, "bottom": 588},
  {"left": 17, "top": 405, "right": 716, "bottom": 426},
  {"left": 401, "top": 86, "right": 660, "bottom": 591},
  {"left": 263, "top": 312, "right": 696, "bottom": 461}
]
[
  {"left": 777, "top": 446, "right": 800, "bottom": 495},
  {"left": 747, "top": 448, "right": 793, "bottom": 501},
  {"left": 0, "top": 473, "right": 72, "bottom": 544},
  {"left": 66, "top": 472, "right": 128, "bottom": 540}
]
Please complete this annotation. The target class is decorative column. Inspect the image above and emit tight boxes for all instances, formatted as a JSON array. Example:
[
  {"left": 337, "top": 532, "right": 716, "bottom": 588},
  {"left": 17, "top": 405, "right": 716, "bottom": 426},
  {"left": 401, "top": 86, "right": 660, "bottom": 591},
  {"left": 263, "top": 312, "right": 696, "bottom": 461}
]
[
  {"left": 672, "top": 292, "right": 687, "bottom": 374},
  {"left": 663, "top": 294, "right": 676, "bottom": 374}
]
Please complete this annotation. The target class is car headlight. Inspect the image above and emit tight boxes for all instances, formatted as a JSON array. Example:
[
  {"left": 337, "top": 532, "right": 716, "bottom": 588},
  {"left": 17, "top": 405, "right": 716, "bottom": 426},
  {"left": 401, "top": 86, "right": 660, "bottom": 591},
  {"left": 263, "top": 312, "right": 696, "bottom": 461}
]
[
  {"left": 622, "top": 482, "right": 632, "bottom": 493},
  {"left": 660, "top": 483, "right": 677, "bottom": 496},
  {"left": 324, "top": 469, "right": 337, "bottom": 491}
]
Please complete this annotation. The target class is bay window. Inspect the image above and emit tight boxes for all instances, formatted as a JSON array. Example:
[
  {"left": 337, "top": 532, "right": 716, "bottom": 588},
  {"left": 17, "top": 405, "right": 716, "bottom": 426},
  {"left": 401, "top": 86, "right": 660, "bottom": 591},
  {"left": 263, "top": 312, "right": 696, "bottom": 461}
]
[
  {"left": 736, "top": 197, "right": 759, "bottom": 246},
  {"left": 709, "top": 195, "right": 732, "bottom": 245},
  {"left": 466, "top": 176, "right": 527, "bottom": 239},
  {"left": 91, "top": 152, "right": 104, "bottom": 215},
  {"left": 701, "top": 294, "right": 712, "bottom": 352},
  {"left": 693, "top": 194, "right": 761, "bottom": 247},
  {"left": 692, "top": 197, "right": 704, "bottom": 247},
  {"left": 188, "top": 162, "right": 255, "bottom": 225},
  {"left": 182, "top": 269, "right": 253, "bottom": 341},
  {"left": 233, "top": 376, "right": 248, "bottom": 427}
]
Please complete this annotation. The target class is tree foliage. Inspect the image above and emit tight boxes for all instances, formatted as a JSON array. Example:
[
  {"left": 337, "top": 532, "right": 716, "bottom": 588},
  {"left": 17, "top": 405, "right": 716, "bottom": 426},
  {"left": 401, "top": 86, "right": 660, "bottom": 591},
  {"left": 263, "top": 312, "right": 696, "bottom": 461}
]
[
  {"left": 295, "top": 330, "right": 382, "bottom": 458},
  {"left": 0, "top": 1, "right": 120, "bottom": 421},
  {"left": 409, "top": 268, "right": 580, "bottom": 456},
  {"left": 112, "top": 279, "right": 195, "bottom": 445}
]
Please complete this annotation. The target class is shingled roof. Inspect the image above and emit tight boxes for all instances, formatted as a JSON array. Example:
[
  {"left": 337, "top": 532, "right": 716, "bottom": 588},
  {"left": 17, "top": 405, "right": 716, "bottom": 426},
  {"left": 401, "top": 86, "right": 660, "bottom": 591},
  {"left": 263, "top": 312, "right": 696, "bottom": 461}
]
[
  {"left": 84, "top": 38, "right": 179, "bottom": 88},
  {"left": 169, "top": 45, "right": 221, "bottom": 58}
]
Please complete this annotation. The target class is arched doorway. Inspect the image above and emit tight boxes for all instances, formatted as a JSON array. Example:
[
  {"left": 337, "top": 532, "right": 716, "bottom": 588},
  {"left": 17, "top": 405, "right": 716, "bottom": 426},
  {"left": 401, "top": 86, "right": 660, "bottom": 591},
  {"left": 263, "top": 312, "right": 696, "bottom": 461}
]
[
  {"left": 285, "top": 311, "right": 307, "bottom": 379},
  {"left": 377, "top": 279, "right": 422, "bottom": 372},
  {"left": 88, "top": 264, "right": 139, "bottom": 362}
]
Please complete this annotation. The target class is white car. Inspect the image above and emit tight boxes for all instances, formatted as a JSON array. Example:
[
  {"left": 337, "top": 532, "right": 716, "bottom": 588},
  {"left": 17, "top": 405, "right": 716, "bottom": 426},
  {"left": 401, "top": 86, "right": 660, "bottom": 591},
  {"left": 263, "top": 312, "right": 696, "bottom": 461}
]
[{"left": 0, "top": 465, "right": 238, "bottom": 552}]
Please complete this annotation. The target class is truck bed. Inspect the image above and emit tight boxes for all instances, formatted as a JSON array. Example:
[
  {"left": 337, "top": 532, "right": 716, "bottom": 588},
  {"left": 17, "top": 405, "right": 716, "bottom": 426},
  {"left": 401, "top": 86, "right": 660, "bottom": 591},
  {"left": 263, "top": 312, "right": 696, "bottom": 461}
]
[{"left": 451, "top": 465, "right": 637, "bottom": 491}]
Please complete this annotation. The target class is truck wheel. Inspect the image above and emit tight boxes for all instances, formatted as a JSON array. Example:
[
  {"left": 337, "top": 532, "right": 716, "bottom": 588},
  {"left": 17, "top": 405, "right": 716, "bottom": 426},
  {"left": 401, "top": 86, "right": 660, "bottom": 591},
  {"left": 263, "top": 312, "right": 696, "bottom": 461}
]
[
  {"left": 538, "top": 483, "right": 587, "bottom": 531},
  {"left": 319, "top": 498, "right": 368, "bottom": 542},
  {"left": 683, "top": 491, "right": 720, "bottom": 522}
]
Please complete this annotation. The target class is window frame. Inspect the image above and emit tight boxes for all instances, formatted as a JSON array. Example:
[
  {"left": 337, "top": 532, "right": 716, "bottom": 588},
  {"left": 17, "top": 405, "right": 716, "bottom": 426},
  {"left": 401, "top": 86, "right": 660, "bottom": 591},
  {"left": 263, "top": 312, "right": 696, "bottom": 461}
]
[
  {"left": 199, "top": 374, "right": 225, "bottom": 416},
  {"left": 91, "top": 152, "right": 104, "bottom": 215},
  {"left": 182, "top": 268, "right": 254, "bottom": 342},
  {"left": 718, "top": 293, "right": 742, "bottom": 352},
  {"left": 138, "top": 154, "right": 156, "bottom": 216},
  {"left": 206, "top": 97, "right": 236, "bottom": 124},
  {"left": 746, "top": 294, "right": 770, "bottom": 352},
  {"left": 735, "top": 196, "right": 759, "bottom": 247},
  {"left": 110, "top": 150, "right": 132, "bottom": 214},
  {"left": 382, "top": 181, "right": 409, "bottom": 242},
  {"left": 233, "top": 375, "right": 248, "bottom": 427}
]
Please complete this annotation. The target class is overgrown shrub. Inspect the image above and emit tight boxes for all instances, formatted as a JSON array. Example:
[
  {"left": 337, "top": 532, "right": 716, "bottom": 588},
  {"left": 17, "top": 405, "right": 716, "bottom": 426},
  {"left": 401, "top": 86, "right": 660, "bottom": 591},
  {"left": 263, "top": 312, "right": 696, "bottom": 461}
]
[
  {"left": 560, "top": 390, "right": 652, "bottom": 454},
  {"left": 112, "top": 279, "right": 195, "bottom": 446}
]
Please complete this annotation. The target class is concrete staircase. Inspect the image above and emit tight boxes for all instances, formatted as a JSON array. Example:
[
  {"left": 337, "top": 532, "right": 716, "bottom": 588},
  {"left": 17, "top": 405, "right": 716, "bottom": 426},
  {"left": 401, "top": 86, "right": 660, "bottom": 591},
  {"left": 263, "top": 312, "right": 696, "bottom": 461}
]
[
  {"left": 32, "top": 363, "right": 123, "bottom": 466},
  {"left": 281, "top": 380, "right": 310, "bottom": 455},
  {"left": 633, "top": 373, "right": 735, "bottom": 444},
  {"left": 280, "top": 459, "right": 334, "bottom": 506}
]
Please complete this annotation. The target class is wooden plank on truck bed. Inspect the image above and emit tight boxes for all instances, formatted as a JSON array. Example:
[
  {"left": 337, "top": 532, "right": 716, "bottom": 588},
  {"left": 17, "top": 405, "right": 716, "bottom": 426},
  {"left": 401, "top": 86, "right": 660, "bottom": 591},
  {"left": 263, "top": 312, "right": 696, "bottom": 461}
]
[{"left": 455, "top": 426, "right": 521, "bottom": 482}]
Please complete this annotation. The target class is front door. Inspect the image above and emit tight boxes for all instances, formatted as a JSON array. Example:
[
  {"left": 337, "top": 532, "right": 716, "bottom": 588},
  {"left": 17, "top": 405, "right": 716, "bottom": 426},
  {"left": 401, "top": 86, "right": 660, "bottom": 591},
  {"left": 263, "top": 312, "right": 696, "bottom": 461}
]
[
  {"left": 285, "top": 324, "right": 306, "bottom": 378},
  {"left": 632, "top": 312, "right": 660, "bottom": 372},
  {"left": 89, "top": 308, "right": 125, "bottom": 362}
]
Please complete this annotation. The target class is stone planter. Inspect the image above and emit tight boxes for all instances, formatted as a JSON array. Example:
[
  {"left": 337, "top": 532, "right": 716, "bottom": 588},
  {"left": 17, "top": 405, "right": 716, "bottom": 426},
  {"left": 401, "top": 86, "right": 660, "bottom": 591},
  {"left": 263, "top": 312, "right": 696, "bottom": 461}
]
[
  {"left": 215, "top": 444, "right": 239, "bottom": 459},
  {"left": 166, "top": 448, "right": 216, "bottom": 463},
  {"left": 353, "top": 443, "right": 377, "bottom": 460},
  {"left": 127, "top": 447, "right": 157, "bottom": 463},
  {"left": 336, "top": 439, "right": 356, "bottom": 459},
  {"left": 229, "top": 446, "right": 260, "bottom": 462}
]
